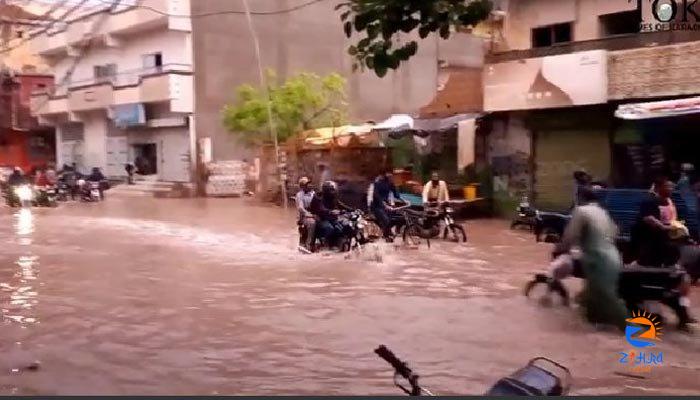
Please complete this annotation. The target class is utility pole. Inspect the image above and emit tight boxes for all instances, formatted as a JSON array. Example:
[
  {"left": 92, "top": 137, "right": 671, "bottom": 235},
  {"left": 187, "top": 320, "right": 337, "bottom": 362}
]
[{"left": 241, "top": 0, "right": 288, "bottom": 210}]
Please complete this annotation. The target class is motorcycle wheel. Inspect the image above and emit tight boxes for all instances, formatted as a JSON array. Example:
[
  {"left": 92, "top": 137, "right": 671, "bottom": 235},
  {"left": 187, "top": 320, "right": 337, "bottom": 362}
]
[
  {"left": 403, "top": 224, "right": 430, "bottom": 249},
  {"left": 444, "top": 224, "right": 467, "bottom": 242}
]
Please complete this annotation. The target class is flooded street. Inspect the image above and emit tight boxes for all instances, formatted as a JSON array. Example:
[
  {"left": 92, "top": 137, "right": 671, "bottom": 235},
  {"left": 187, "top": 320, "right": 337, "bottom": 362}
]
[{"left": 1, "top": 196, "right": 699, "bottom": 395}]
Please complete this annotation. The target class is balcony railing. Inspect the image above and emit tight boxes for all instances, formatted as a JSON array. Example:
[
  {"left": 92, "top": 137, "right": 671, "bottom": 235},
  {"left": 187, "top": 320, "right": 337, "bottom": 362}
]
[
  {"left": 33, "top": 64, "right": 192, "bottom": 98},
  {"left": 486, "top": 30, "right": 700, "bottom": 63}
]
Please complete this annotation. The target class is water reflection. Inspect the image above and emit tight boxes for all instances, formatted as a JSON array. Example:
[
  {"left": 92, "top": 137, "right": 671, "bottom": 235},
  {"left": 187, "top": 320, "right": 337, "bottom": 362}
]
[{"left": 2, "top": 209, "right": 39, "bottom": 325}]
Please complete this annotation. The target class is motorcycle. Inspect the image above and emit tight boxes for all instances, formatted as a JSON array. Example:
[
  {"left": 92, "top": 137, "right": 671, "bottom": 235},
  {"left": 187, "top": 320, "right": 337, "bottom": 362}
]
[
  {"left": 524, "top": 247, "right": 695, "bottom": 330},
  {"left": 56, "top": 180, "right": 70, "bottom": 202},
  {"left": 398, "top": 202, "right": 467, "bottom": 244},
  {"left": 5, "top": 184, "right": 34, "bottom": 208},
  {"left": 511, "top": 195, "right": 537, "bottom": 231},
  {"left": 33, "top": 185, "right": 58, "bottom": 207},
  {"left": 338, "top": 210, "right": 372, "bottom": 252},
  {"left": 80, "top": 180, "right": 102, "bottom": 202},
  {"left": 375, "top": 345, "right": 571, "bottom": 396}
]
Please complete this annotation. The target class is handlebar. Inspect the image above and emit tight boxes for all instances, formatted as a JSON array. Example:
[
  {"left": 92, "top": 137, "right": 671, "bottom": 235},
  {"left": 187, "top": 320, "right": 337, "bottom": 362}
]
[
  {"left": 375, "top": 345, "right": 432, "bottom": 396},
  {"left": 375, "top": 345, "right": 413, "bottom": 380}
]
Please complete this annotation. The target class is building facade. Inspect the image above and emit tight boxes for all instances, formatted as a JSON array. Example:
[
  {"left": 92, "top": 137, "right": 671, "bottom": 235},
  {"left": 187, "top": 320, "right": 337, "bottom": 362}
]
[
  {"left": 29, "top": 0, "right": 485, "bottom": 184},
  {"left": 483, "top": 0, "right": 700, "bottom": 210},
  {"left": 0, "top": 71, "right": 55, "bottom": 172},
  {"left": 30, "top": 0, "right": 194, "bottom": 182}
]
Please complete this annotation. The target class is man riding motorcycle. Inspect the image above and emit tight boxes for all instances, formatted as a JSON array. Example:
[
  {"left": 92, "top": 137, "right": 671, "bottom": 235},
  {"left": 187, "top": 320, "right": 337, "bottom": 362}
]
[
  {"left": 422, "top": 171, "right": 449, "bottom": 205},
  {"left": 295, "top": 177, "right": 316, "bottom": 253},
  {"left": 310, "top": 181, "right": 350, "bottom": 250},
  {"left": 7, "top": 167, "right": 28, "bottom": 187},
  {"left": 369, "top": 169, "right": 402, "bottom": 241},
  {"left": 84, "top": 167, "right": 107, "bottom": 199},
  {"left": 4, "top": 167, "right": 31, "bottom": 207},
  {"left": 631, "top": 177, "right": 687, "bottom": 268}
]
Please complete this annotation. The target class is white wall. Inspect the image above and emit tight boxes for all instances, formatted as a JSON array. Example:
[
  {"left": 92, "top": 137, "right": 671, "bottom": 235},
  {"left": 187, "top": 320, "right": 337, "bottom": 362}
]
[
  {"left": 81, "top": 111, "right": 109, "bottom": 172},
  {"left": 52, "top": 29, "right": 191, "bottom": 88}
]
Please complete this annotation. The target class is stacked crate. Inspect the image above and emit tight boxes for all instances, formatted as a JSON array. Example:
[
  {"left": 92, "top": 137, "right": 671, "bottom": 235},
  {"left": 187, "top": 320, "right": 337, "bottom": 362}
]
[{"left": 205, "top": 160, "right": 247, "bottom": 197}]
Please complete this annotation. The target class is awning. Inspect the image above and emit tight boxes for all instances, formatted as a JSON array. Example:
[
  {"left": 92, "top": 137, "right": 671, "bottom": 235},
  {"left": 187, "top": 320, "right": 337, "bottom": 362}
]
[
  {"left": 615, "top": 96, "right": 700, "bottom": 120},
  {"left": 386, "top": 113, "right": 482, "bottom": 138}
]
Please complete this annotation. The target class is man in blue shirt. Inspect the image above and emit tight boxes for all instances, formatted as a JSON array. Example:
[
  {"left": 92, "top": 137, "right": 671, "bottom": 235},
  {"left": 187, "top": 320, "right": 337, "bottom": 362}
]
[{"left": 370, "top": 169, "right": 401, "bottom": 241}]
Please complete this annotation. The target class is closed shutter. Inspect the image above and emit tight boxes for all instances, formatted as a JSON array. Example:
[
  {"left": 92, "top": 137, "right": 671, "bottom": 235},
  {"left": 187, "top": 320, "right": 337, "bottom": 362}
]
[{"left": 535, "top": 128, "right": 610, "bottom": 211}]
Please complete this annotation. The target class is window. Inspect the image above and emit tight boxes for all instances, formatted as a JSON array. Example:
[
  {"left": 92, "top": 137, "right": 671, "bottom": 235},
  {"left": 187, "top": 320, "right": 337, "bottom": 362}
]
[
  {"left": 532, "top": 22, "right": 573, "bottom": 48},
  {"left": 94, "top": 64, "right": 117, "bottom": 82},
  {"left": 599, "top": 10, "right": 641, "bottom": 37},
  {"left": 16, "top": 30, "right": 24, "bottom": 39},
  {"left": 142, "top": 53, "right": 163, "bottom": 71}
]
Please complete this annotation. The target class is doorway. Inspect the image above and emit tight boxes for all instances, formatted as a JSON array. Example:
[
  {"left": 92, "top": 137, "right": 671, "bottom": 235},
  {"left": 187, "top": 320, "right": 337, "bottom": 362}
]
[{"left": 133, "top": 143, "right": 157, "bottom": 175}]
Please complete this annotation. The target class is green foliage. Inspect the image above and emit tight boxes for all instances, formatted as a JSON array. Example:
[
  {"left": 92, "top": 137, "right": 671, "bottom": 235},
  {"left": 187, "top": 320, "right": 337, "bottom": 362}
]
[
  {"left": 222, "top": 70, "right": 348, "bottom": 145},
  {"left": 337, "top": 0, "right": 492, "bottom": 77}
]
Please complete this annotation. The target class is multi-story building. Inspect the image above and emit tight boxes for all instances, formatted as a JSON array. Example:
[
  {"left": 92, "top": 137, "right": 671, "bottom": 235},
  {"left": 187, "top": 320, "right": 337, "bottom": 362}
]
[
  {"left": 0, "top": 70, "right": 55, "bottom": 172},
  {"left": 483, "top": 0, "right": 700, "bottom": 210},
  {"left": 30, "top": 0, "right": 194, "bottom": 182},
  {"left": 30, "top": 0, "right": 485, "bottom": 183}
]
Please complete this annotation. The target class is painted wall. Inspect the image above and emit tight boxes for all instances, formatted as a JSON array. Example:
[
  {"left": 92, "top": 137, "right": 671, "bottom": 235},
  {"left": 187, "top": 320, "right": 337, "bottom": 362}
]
[{"left": 191, "top": 0, "right": 485, "bottom": 161}]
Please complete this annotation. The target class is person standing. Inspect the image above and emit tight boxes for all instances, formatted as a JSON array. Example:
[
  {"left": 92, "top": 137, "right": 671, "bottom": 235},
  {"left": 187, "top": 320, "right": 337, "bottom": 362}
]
[
  {"left": 559, "top": 187, "right": 628, "bottom": 330},
  {"left": 125, "top": 163, "right": 135, "bottom": 185}
]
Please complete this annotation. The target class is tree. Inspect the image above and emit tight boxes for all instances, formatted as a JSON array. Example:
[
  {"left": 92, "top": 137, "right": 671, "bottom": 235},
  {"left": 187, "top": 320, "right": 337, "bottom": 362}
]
[
  {"left": 222, "top": 71, "right": 348, "bottom": 145},
  {"left": 338, "top": 0, "right": 493, "bottom": 77}
]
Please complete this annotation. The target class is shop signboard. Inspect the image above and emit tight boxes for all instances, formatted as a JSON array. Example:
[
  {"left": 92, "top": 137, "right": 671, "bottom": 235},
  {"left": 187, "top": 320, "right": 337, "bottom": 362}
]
[{"left": 484, "top": 50, "right": 608, "bottom": 112}]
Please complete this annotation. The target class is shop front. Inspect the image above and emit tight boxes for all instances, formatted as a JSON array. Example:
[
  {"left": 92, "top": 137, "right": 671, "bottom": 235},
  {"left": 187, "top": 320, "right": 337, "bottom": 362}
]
[
  {"left": 614, "top": 96, "right": 700, "bottom": 188},
  {"left": 484, "top": 50, "right": 610, "bottom": 211}
]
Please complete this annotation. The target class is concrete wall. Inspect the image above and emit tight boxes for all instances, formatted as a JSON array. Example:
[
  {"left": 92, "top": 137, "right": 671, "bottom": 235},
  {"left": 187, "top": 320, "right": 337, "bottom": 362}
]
[
  {"left": 501, "top": 0, "right": 637, "bottom": 51},
  {"left": 191, "top": 0, "right": 485, "bottom": 161},
  {"left": 52, "top": 29, "right": 192, "bottom": 88},
  {"left": 80, "top": 111, "right": 109, "bottom": 172}
]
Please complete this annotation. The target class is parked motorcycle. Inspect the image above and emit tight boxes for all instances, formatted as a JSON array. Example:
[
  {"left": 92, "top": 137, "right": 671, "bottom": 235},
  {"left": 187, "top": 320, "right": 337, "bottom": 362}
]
[
  {"left": 4, "top": 184, "right": 33, "bottom": 208},
  {"left": 511, "top": 195, "right": 537, "bottom": 231},
  {"left": 374, "top": 345, "right": 571, "bottom": 396}
]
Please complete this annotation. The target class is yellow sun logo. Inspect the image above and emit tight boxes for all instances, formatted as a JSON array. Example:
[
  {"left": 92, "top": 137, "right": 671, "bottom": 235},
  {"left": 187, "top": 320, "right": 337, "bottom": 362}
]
[{"left": 625, "top": 310, "right": 663, "bottom": 348}]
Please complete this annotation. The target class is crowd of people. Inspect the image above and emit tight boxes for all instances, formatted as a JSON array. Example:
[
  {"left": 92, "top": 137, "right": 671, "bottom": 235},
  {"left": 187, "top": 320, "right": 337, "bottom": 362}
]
[
  {"left": 294, "top": 168, "right": 453, "bottom": 253},
  {"left": 3, "top": 163, "right": 108, "bottom": 202}
]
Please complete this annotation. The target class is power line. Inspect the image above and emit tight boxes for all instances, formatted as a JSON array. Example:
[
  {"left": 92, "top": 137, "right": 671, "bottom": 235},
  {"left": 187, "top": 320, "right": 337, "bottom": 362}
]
[
  {"left": 0, "top": 0, "right": 90, "bottom": 54},
  {"left": 32, "top": 0, "right": 121, "bottom": 113},
  {"left": 88, "top": 0, "right": 328, "bottom": 18}
]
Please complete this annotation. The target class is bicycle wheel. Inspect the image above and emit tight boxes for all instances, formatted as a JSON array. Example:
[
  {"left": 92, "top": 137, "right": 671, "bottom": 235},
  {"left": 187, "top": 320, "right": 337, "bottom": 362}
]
[{"left": 403, "top": 223, "right": 429, "bottom": 248}]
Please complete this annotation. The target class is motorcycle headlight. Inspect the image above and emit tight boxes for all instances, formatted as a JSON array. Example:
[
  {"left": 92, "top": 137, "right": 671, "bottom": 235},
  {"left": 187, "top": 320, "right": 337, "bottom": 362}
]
[{"left": 15, "top": 186, "right": 33, "bottom": 201}]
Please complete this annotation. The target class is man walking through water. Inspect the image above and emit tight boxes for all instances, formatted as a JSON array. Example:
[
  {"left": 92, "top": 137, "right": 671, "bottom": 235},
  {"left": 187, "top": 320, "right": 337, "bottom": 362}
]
[{"left": 559, "top": 186, "right": 628, "bottom": 330}]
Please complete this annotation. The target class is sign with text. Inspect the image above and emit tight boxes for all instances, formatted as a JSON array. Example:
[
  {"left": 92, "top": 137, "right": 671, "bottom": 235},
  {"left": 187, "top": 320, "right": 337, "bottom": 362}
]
[{"left": 484, "top": 50, "right": 608, "bottom": 112}]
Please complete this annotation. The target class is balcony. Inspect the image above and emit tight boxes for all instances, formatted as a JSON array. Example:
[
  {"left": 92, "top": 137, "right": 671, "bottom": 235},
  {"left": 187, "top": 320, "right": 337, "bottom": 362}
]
[
  {"left": 31, "top": 64, "right": 193, "bottom": 118},
  {"left": 486, "top": 30, "right": 700, "bottom": 63},
  {"left": 29, "top": 0, "right": 190, "bottom": 57}
]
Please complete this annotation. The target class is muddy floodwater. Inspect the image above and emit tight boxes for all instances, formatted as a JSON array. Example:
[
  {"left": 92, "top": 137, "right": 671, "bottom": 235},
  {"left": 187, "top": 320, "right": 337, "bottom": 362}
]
[{"left": 1, "top": 196, "right": 699, "bottom": 395}]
